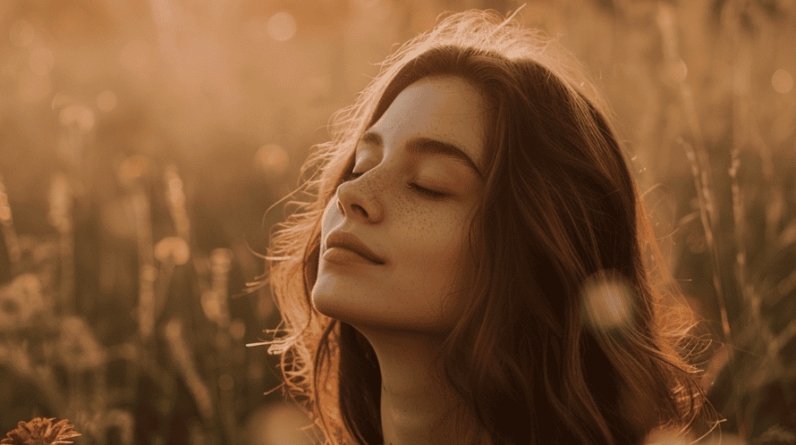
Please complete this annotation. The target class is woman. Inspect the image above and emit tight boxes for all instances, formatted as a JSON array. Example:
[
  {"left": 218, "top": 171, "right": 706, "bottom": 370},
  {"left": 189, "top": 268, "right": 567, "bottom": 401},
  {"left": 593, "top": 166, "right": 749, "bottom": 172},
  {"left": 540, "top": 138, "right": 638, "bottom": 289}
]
[{"left": 259, "top": 9, "right": 718, "bottom": 445}]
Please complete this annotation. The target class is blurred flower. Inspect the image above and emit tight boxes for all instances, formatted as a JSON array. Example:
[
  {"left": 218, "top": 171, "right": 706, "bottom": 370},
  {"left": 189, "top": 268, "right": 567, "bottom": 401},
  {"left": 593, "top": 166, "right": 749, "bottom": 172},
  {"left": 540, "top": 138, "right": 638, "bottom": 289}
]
[
  {"left": 0, "top": 417, "right": 81, "bottom": 445},
  {"left": 154, "top": 237, "right": 190, "bottom": 265},
  {"left": 0, "top": 273, "right": 45, "bottom": 330},
  {"left": 57, "top": 316, "right": 105, "bottom": 371}
]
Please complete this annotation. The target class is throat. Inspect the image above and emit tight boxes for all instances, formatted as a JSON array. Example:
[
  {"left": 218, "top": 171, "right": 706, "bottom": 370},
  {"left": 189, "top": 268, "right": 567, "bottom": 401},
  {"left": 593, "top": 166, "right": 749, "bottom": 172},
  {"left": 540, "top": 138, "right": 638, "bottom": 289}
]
[{"left": 351, "top": 327, "right": 461, "bottom": 445}]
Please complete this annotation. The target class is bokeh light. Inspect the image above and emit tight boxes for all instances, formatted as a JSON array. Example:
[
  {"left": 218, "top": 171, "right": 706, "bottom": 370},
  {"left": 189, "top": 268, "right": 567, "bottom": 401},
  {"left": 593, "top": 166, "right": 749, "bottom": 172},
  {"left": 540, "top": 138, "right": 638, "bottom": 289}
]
[
  {"left": 644, "top": 429, "right": 688, "bottom": 445},
  {"left": 256, "top": 143, "right": 290, "bottom": 177},
  {"left": 17, "top": 74, "right": 51, "bottom": 103},
  {"left": 230, "top": 318, "right": 246, "bottom": 340},
  {"left": 772, "top": 69, "right": 793, "bottom": 94},
  {"left": 243, "top": 402, "right": 315, "bottom": 445},
  {"left": 354, "top": 0, "right": 381, "bottom": 8},
  {"left": 267, "top": 12, "right": 297, "bottom": 42},
  {"left": 118, "top": 39, "right": 150, "bottom": 75},
  {"left": 0, "top": 188, "right": 10, "bottom": 223},
  {"left": 2, "top": 1, "right": 795, "bottom": 443},
  {"left": 96, "top": 90, "right": 118, "bottom": 112},
  {"left": 245, "top": 16, "right": 269, "bottom": 42},
  {"left": 668, "top": 58, "right": 688, "bottom": 83},
  {"left": 154, "top": 237, "right": 190, "bottom": 265},
  {"left": 29, "top": 47, "right": 55, "bottom": 76},
  {"left": 8, "top": 19, "right": 35, "bottom": 47},
  {"left": 580, "top": 269, "right": 635, "bottom": 332},
  {"left": 117, "top": 154, "right": 150, "bottom": 188},
  {"left": 58, "top": 104, "right": 95, "bottom": 132}
]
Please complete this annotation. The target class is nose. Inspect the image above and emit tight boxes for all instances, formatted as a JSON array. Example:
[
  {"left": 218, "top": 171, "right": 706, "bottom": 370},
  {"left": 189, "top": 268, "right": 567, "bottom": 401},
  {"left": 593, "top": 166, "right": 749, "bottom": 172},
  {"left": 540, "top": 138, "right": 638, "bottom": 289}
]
[{"left": 336, "top": 179, "right": 384, "bottom": 224}]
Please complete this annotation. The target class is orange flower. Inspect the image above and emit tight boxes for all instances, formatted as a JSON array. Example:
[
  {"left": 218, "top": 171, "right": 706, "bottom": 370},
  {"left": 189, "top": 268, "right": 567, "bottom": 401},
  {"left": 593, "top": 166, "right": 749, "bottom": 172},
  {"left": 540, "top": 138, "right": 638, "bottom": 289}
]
[{"left": 0, "top": 417, "right": 81, "bottom": 445}]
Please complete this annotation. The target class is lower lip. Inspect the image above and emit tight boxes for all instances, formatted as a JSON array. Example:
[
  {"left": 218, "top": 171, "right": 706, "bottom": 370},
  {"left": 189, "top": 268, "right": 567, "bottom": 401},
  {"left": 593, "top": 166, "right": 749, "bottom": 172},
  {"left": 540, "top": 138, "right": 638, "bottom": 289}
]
[{"left": 322, "top": 247, "right": 382, "bottom": 266}]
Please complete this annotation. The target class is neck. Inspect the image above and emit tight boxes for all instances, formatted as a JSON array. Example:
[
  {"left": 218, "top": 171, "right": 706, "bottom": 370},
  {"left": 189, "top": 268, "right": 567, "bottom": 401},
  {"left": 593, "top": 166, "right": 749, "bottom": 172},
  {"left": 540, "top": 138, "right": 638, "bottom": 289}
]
[{"left": 354, "top": 327, "right": 460, "bottom": 445}]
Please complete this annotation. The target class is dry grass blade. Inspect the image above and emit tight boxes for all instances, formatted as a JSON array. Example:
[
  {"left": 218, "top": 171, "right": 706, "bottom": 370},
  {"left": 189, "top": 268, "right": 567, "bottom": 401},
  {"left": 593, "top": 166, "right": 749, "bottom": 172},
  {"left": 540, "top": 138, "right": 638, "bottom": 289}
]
[{"left": 656, "top": 2, "right": 746, "bottom": 439}]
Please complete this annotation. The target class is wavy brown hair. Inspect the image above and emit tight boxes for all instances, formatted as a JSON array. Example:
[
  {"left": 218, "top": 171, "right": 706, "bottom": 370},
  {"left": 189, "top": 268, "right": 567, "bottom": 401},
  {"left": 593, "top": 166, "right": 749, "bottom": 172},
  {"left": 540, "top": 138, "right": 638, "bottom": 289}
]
[{"left": 258, "top": 9, "right": 720, "bottom": 445}]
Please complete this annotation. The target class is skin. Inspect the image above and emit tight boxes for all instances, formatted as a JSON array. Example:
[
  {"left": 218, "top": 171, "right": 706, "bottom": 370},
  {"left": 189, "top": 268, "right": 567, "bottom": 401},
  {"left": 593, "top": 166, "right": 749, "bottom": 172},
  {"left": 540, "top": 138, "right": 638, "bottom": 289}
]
[{"left": 311, "top": 75, "right": 488, "bottom": 444}]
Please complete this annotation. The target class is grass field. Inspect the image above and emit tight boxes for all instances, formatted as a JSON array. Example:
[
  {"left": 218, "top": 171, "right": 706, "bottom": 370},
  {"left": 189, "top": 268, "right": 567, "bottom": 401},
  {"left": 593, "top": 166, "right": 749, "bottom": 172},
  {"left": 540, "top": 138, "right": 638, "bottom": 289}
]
[{"left": 1, "top": 0, "right": 794, "bottom": 443}]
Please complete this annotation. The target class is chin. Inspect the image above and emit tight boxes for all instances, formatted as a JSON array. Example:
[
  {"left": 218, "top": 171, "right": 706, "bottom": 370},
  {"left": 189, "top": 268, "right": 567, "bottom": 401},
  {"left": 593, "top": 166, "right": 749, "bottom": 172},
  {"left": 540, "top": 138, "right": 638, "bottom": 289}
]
[
  {"left": 312, "top": 293, "right": 386, "bottom": 329},
  {"left": 311, "top": 274, "right": 461, "bottom": 333},
  {"left": 313, "top": 297, "right": 452, "bottom": 337}
]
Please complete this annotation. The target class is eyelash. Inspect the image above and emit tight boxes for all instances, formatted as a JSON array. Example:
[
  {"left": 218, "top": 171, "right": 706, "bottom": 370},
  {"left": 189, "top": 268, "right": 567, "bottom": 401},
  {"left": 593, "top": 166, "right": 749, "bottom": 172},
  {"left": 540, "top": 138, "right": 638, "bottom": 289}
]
[{"left": 344, "top": 171, "right": 447, "bottom": 199}]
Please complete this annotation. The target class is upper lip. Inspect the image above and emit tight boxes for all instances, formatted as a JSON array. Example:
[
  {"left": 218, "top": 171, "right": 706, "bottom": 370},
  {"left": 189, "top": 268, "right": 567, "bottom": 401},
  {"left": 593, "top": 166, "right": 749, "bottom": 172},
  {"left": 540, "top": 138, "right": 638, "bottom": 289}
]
[{"left": 324, "top": 231, "right": 386, "bottom": 264}]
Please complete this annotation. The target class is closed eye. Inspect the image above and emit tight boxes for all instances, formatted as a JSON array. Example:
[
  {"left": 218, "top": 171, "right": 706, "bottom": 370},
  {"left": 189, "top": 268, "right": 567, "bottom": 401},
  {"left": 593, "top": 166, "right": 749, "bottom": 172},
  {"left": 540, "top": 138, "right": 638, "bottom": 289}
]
[
  {"left": 344, "top": 171, "right": 362, "bottom": 181},
  {"left": 405, "top": 183, "right": 446, "bottom": 199},
  {"left": 343, "top": 171, "right": 447, "bottom": 199}
]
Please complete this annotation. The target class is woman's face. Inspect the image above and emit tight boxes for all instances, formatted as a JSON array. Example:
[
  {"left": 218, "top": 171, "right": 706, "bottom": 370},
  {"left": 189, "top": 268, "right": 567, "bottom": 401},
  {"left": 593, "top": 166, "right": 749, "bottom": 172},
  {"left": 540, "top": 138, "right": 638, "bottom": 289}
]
[{"left": 311, "top": 75, "right": 487, "bottom": 334}]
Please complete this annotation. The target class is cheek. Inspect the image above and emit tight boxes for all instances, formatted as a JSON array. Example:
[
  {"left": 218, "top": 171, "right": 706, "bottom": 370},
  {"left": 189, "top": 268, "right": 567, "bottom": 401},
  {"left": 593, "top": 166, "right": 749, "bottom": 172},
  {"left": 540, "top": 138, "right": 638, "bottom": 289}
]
[{"left": 405, "top": 212, "right": 474, "bottom": 303}]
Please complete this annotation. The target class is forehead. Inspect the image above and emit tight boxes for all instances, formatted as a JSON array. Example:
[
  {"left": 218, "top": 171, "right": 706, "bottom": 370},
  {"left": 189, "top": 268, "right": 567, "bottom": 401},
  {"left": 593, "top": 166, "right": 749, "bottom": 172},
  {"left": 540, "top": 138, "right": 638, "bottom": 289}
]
[{"left": 370, "top": 76, "right": 486, "bottom": 170}]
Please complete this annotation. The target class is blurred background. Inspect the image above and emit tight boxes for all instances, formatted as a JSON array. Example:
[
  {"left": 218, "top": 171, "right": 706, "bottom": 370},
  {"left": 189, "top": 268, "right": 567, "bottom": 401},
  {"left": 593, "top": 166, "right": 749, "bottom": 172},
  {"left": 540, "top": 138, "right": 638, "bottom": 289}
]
[{"left": 0, "top": 0, "right": 795, "bottom": 443}]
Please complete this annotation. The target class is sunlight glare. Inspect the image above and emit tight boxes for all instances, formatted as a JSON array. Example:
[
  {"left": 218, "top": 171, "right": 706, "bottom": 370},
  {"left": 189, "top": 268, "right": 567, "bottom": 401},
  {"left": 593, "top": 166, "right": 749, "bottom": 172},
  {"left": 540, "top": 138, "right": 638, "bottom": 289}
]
[{"left": 267, "top": 12, "right": 297, "bottom": 42}]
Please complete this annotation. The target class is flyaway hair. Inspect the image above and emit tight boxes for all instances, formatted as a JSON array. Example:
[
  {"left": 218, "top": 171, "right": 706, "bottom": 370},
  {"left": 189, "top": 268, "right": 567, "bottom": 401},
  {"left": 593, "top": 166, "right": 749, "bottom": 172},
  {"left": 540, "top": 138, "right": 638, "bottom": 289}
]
[{"left": 254, "top": 9, "right": 721, "bottom": 445}]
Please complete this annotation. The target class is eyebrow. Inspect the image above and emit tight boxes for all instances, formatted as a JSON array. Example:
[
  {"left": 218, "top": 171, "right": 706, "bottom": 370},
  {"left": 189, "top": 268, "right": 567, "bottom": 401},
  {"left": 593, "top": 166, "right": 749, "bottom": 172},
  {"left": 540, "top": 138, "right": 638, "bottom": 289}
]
[{"left": 359, "top": 130, "right": 482, "bottom": 179}]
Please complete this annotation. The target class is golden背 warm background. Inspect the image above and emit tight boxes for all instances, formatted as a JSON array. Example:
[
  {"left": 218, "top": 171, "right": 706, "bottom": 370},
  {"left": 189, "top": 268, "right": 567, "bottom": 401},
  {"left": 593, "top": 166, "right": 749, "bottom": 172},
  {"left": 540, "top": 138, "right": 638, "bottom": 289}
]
[{"left": 0, "top": 0, "right": 795, "bottom": 444}]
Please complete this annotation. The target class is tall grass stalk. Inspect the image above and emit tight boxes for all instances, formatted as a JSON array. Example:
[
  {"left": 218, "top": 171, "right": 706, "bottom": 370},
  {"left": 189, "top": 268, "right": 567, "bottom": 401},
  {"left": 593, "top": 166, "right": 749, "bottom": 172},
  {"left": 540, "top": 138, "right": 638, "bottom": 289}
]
[
  {"left": 210, "top": 247, "right": 237, "bottom": 444},
  {"left": 0, "top": 175, "right": 21, "bottom": 269},
  {"left": 655, "top": 2, "right": 746, "bottom": 439},
  {"left": 48, "top": 173, "right": 74, "bottom": 315},
  {"left": 131, "top": 185, "right": 156, "bottom": 340},
  {"left": 164, "top": 164, "right": 190, "bottom": 242},
  {"left": 163, "top": 318, "right": 214, "bottom": 423}
]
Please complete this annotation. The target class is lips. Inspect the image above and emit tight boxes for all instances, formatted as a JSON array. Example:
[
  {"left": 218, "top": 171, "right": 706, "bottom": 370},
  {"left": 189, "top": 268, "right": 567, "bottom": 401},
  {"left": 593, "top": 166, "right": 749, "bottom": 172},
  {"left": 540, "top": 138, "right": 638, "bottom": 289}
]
[{"left": 324, "top": 231, "right": 385, "bottom": 265}]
